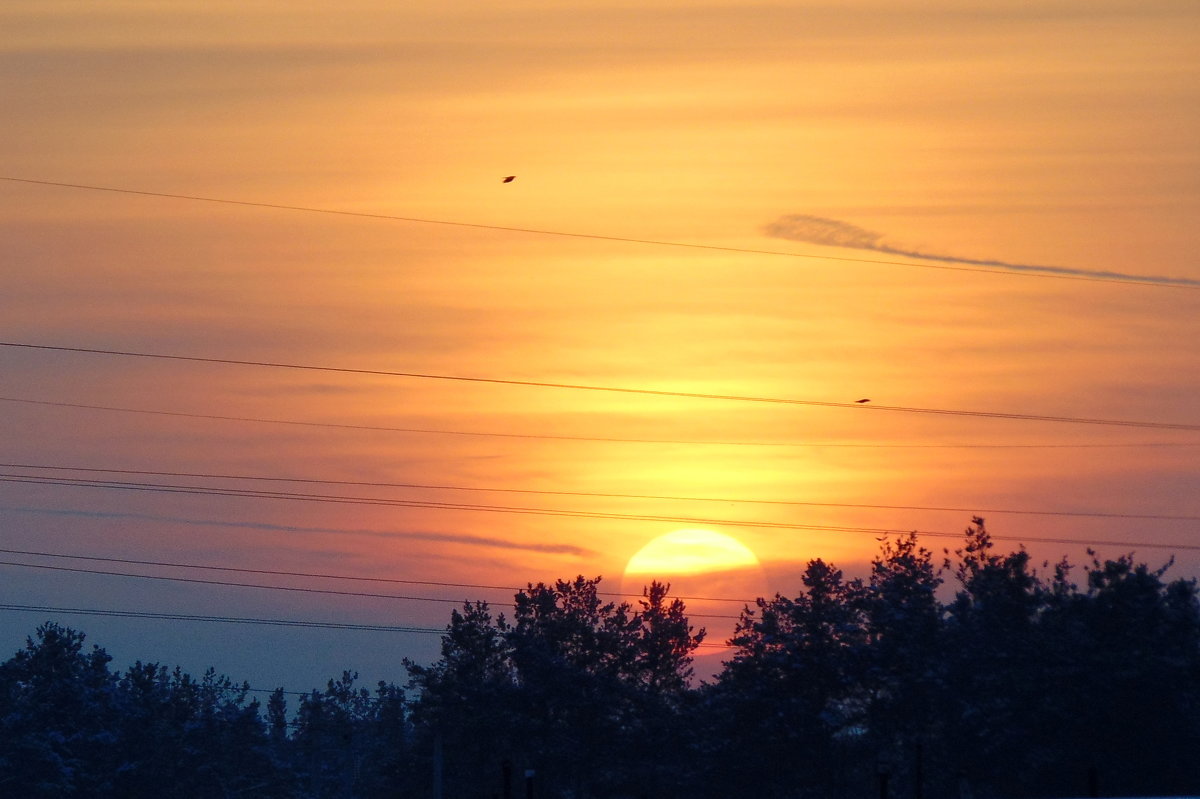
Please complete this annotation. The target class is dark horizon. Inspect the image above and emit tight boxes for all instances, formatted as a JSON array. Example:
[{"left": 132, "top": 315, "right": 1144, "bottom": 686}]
[{"left": 5, "top": 523, "right": 1199, "bottom": 798}]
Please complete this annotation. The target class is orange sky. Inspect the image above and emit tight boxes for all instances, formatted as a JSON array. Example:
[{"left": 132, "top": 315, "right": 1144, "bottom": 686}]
[{"left": 1, "top": 0, "right": 1198, "bottom": 690}]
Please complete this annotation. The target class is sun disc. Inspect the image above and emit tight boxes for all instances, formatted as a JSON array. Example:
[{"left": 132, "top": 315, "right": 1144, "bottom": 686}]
[
  {"left": 620, "top": 529, "right": 767, "bottom": 677},
  {"left": 624, "top": 528, "right": 760, "bottom": 577}
]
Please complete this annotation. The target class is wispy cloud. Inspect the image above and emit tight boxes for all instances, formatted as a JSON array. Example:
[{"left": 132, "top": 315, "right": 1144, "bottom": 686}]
[
  {"left": 0, "top": 506, "right": 596, "bottom": 557},
  {"left": 764, "top": 214, "right": 1200, "bottom": 288}
]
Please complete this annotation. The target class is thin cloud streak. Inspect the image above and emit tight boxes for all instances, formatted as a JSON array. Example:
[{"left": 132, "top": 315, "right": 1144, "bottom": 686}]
[
  {"left": 765, "top": 215, "right": 1200, "bottom": 288},
  {"left": 0, "top": 506, "right": 595, "bottom": 557}
]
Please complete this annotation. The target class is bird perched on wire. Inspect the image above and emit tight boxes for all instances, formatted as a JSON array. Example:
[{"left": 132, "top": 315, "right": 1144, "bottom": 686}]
[
  {"left": 502, "top": 175, "right": 516, "bottom": 183},
  {"left": 855, "top": 398, "right": 871, "bottom": 403}
]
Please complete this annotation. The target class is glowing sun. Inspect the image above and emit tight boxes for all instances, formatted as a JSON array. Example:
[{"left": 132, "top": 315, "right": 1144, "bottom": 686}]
[
  {"left": 621, "top": 529, "right": 768, "bottom": 673},
  {"left": 624, "top": 528, "right": 761, "bottom": 577}
]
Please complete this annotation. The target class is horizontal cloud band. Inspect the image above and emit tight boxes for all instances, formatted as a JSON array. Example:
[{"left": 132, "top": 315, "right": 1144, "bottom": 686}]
[{"left": 0, "top": 505, "right": 595, "bottom": 557}]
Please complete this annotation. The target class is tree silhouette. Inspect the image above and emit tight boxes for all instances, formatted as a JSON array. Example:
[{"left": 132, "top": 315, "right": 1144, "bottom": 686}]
[
  {"left": 3, "top": 523, "right": 1199, "bottom": 798},
  {"left": 404, "top": 600, "right": 517, "bottom": 798},
  {"left": 0, "top": 623, "right": 120, "bottom": 796},
  {"left": 707, "top": 559, "right": 868, "bottom": 797}
]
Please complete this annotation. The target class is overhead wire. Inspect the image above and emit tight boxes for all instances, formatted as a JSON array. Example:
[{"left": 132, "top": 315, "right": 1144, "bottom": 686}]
[
  {"left": 4, "top": 395, "right": 1198, "bottom": 450},
  {"left": 4, "top": 471, "right": 952, "bottom": 533},
  {"left": 0, "top": 545, "right": 751, "bottom": 604},
  {"left": 3, "top": 175, "right": 1197, "bottom": 290},
  {"left": 0, "top": 602, "right": 444, "bottom": 634},
  {"left": 4, "top": 477, "right": 1197, "bottom": 552},
  {"left": 0, "top": 602, "right": 729, "bottom": 648},
  {"left": 0, "top": 561, "right": 747, "bottom": 619},
  {"left": 0, "top": 559, "right": 496, "bottom": 607},
  {"left": 5, "top": 462, "right": 1198, "bottom": 522},
  {"left": 0, "top": 395, "right": 794, "bottom": 449},
  {"left": 4, "top": 341, "right": 1200, "bottom": 432},
  {"left": 0, "top": 559, "right": 742, "bottom": 619}
]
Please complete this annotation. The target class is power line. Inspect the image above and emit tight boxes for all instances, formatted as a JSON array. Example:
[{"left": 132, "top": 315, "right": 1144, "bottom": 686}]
[
  {"left": 0, "top": 559, "right": 489, "bottom": 607},
  {"left": 6, "top": 473, "right": 1199, "bottom": 547},
  {"left": 3, "top": 175, "right": 1195, "bottom": 290},
  {"left": 5, "top": 342, "right": 1200, "bottom": 432},
  {"left": 0, "top": 473, "right": 1090, "bottom": 535},
  {"left": 0, "top": 546, "right": 752, "bottom": 604},
  {"left": 0, "top": 560, "right": 744, "bottom": 619},
  {"left": 5, "top": 472, "right": 937, "bottom": 533},
  {"left": 0, "top": 602, "right": 443, "bottom": 633},
  {"left": 6, "top": 462, "right": 1198, "bottom": 523},
  {"left": 0, "top": 396, "right": 786, "bottom": 448},
  {"left": 0, "top": 602, "right": 730, "bottom": 648},
  {"left": 1, "top": 503, "right": 594, "bottom": 557},
  {"left": 7, "top": 395, "right": 1194, "bottom": 450},
  {"left": 244, "top": 687, "right": 309, "bottom": 697},
  {"left": 5, "top": 477, "right": 1197, "bottom": 553}
]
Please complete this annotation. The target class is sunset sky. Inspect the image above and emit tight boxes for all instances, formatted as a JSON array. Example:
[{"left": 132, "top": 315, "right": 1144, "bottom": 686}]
[{"left": 2, "top": 0, "right": 1199, "bottom": 691}]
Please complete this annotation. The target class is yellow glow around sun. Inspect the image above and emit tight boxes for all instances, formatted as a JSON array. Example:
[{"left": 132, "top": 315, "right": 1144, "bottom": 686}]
[
  {"left": 621, "top": 529, "right": 767, "bottom": 674},
  {"left": 624, "top": 528, "right": 760, "bottom": 577}
]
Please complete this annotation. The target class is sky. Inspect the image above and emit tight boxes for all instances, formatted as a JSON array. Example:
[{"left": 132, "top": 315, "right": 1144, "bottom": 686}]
[{"left": 1, "top": 0, "right": 1199, "bottom": 692}]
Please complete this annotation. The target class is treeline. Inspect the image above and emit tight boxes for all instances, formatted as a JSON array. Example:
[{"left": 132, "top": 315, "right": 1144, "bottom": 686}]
[{"left": 2, "top": 519, "right": 1199, "bottom": 798}]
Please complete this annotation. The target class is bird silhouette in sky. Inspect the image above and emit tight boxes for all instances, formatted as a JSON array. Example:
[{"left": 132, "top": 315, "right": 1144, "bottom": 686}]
[
  {"left": 502, "top": 175, "right": 516, "bottom": 183},
  {"left": 855, "top": 398, "right": 871, "bottom": 403}
]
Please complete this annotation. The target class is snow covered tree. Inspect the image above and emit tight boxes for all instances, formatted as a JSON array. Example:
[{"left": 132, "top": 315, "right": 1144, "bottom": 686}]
[
  {"left": 860, "top": 533, "right": 946, "bottom": 795},
  {"left": 405, "top": 600, "right": 518, "bottom": 798},
  {"left": 1032, "top": 552, "right": 1200, "bottom": 796},
  {"left": 504, "top": 575, "right": 666, "bottom": 797},
  {"left": 0, "top": 623, "right": 120, "bottom": 797},
  {"left": 287, "top": 671, "right": 410, "bottom": 798},
  {"left": 406, "top": 576, "right": 704, "bottom": 798},
  {"left": 706, "top": 559, "right": 868, "bottom": 797},
  {"left": 112, "top": 663, "right": 280, "bottom": 798}
]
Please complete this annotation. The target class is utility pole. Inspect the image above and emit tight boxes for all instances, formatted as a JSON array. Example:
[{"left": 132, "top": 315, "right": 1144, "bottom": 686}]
[
  {"left": 913, "top": 741, "right": 923, "bottom": 799},
  {"left": 432, "top": 733, "right": 443, "bottom": 799},
  {"left": 877, "top": 751, "right": 892, "bottom": 799}
]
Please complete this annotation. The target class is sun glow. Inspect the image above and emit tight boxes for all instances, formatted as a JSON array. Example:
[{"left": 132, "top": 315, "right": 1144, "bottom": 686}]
[
  {"left": 621, "top": 529, "right": 768, "bottom": 674},
  {"left": 624, "top": 528, "right": 761, "bottom": 577}
]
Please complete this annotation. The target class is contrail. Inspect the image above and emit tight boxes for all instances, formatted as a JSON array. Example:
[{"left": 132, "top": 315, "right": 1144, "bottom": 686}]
[{"left": 764, "top": 215, "right": 1200, "bottom": 288}]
